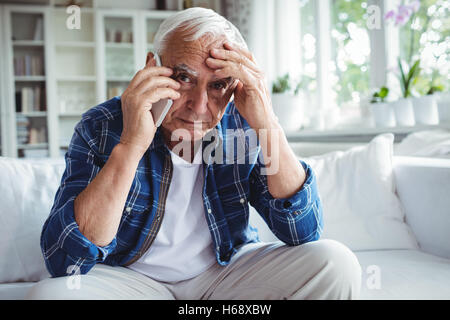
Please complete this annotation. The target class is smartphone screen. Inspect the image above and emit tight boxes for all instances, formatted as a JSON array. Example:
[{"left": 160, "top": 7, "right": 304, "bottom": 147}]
[{"left": 151, "top": 53, "right": 174, "bottom": 127}]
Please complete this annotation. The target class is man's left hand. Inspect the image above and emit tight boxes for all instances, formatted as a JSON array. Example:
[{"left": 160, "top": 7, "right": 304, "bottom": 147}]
[{"left": 206, "top": 42, "right": 278, "bottom": 132}]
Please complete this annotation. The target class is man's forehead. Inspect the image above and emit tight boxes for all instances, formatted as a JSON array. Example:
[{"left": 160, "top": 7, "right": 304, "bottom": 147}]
[
  {"left": 172, "top": 62, "right": 232, "bottom": 83},
  {"left": 172, "top": 63, "right": 199, "bottom": 76}
]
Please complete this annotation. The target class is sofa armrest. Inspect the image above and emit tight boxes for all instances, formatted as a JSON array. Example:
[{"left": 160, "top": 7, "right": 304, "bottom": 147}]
[{"left": 393, "top": 156, "right": 450, "bottom": 259}]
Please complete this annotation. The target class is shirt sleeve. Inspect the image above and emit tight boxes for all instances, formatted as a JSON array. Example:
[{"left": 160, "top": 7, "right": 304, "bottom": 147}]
[
  {"left": 40, "top": 118, "right": 117, "bottom": 278},
  {"left": 248, "top": 159, "right": 324, "bottom": 245}
]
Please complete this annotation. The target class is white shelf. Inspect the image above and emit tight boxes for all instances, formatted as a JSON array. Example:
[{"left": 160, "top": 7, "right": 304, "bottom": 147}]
[
  {"left": 107, "top": 76, "right": 131, "bottom": 82},
  {"left": 12, "top": 40, "right": 44, "bottom": 46},
  {"left": 17, "top": 143, "right": 48, "bottom": 150},
  {"left": 105, "top": 42, "right": 133, "bottom": 49},
  {"left": 53, "top": 7, "right": 95, "bottom": 14},
  {"left": 56, "top": 76, "right": 97, "bottom": 82},
  {"left": 59, "top": 112, "right": 83, "bottom": 117},
  {"left": 17, "top": 111, "right": 47, "bottom": 117},
  {"left": 15, "top": 76, "right": 46, "bottom": 81},
  {"left": 55, "top": 41, "right": 95, "bottom": 48},
  {"left": 286, "top": 123, "right": 450, "bottom": 143}
]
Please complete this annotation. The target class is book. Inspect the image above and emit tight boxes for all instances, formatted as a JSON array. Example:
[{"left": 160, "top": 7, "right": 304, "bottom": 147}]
[
  {"left": 33, "top": 17, "right": 43, "bottom": 41},
  {"left": 18, "top": 86, "right": 44, "bottom": 112},
  {"left": 14, "top": 56, "right": 44, "bottom": 76},
  {"left": 33, "top": 86, "right": 41, "bottom": 111}
]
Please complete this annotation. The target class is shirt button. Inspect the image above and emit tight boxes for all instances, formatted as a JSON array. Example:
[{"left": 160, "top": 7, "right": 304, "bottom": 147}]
[
  {"left": 240, "top": 198, "right": 245, "bottom": 204},
  {"left": 207, "top": 208, "right": 212, "bottom": 214},
  {"left": 125, "top": 207, "right": 132, "bottom": 213},
  {"left": 283, "top": 201, "right": 292, "bottom": 209}
]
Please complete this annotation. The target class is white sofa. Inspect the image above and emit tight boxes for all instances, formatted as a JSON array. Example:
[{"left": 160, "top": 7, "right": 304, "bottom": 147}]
[{"left": 1, "top": 133, "right": 450, "bottom": 300}]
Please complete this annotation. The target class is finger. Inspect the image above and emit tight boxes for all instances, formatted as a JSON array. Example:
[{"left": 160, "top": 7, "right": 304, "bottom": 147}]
[
  {"left": 129, "top": 66, "right": 174, "bottom": 88},
  {"left": 210, "top": 48, "right": 241, "bottom": 63},
  {"left": 210, "top": 48, "right": 258, "bottom": 72},
  {"left": 223, "top": 41, "right": 257, "bottom": 64},
  {"left": 145, "top": 87, "right": 181, "bottom": 106},
  {"left": 214, "top": 65, "right": 254, "bottom": 87},
  {"left": 205, "top": 57, "right": 228, "bottom": 69},
  {"left": 135, "top": 75, "right": 181, "bottom": 93}
]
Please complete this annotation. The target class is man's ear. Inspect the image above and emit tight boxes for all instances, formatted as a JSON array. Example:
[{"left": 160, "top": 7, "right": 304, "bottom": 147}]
[{"left": 146, "top": 52, "right": 156, "bottom": 66}]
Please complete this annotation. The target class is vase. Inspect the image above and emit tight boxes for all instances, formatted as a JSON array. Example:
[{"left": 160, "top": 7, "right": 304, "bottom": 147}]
[
  {"left": 411, "top": 95, "right": 439, "bottom": 125},
  {"left": 371, "top": 102, "right": 396, "bottom": 127},
  {"left": 392, "top": 98, "right": 415, "bottom": 127},
  {"left": 436, "top": 92, "right": 450, "bottom": 123},
  {"left": 271, "top": 93, "right": 303, "bottom": 132}
]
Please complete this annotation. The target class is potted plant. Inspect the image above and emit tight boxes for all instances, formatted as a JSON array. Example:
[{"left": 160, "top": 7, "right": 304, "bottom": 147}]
[
  {"left": 370, "top": 87, "right": 396, "bottom": 127},
  {"left": 271, "top": 74, "right": 304, "bottom": 132},
  {"left": 392, "top": 58, "right": 420, "bottom": 126},
  {"left": 411, "top": 81, "right": 442, "bottom": 125}
]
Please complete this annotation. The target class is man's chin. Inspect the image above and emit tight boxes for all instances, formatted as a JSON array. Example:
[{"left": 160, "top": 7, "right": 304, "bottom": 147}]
[{"left": 170, "top": 126, "right": 209, "bottom": 142}]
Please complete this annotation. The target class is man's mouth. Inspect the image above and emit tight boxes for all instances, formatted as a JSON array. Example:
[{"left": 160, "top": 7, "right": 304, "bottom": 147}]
[{"left": 178, "top": 119, "right": 203, "bottom": 127}]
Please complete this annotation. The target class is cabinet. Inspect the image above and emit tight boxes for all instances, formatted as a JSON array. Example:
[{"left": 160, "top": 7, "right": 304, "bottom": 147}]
[
  {"left": 0, "top": 3, "right": 183, "bottom": 158},
  {"left": 2, "top": 5, "right": 51, "bottom": 158}
]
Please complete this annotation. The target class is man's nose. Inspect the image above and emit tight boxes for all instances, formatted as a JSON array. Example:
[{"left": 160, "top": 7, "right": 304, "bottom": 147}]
[{"left": 189, "top": 87, "right": 209, "bottom": 116}]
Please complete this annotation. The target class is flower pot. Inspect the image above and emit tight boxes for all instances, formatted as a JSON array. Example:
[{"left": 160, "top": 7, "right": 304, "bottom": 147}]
[
  {"left": 371, "top": 102, "right": 396, "bottom": 127},
  {"left": 271, "top": 93, "right": 303, "bottom": 132},
  {"left": 436, "top": 92, "right": 450, "bottom": 123},
  {"left": 392, "top": 98, "right": 415, "bottom": 126},
  {"left": 412, "top": 95, "right": 439, "bottom": 125}
]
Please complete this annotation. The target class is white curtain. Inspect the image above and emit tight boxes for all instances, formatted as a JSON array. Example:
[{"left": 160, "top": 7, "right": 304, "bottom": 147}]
[{"left": 222, "top": 0, "right": 302, "bottom": 88}]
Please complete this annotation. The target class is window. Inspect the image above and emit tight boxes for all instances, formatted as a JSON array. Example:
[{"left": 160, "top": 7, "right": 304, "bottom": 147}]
[
  {"left": 398, "top": 0, "right": 449, "bottom": 95},
  {"left": 299, "top": 0, "right": 317, "bottom": 104},
  {"left": 330, "top": 0, "right": 371, "bottom": 108},
  {"left": 297, "top": 0, "right": 449, "bottom": 127}
]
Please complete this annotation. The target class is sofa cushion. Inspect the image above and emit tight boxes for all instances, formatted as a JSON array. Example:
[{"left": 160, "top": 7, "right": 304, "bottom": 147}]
[
  {"left": 298, "top": 134, "right": 418, "bottom": 251},
  {"left": 0, "top": 157, "right": 66, "bottom": 283},
  {"left": 356, "top": 249, "right": 450, "bottom": 299},
  {"left": 0, "top": 282, "right": 35, "bottom": 300}
]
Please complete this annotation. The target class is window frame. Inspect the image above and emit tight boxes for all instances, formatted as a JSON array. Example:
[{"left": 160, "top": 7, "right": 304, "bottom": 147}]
[{"left": 309, "top": 0, "right": 398, "bottom": 111}]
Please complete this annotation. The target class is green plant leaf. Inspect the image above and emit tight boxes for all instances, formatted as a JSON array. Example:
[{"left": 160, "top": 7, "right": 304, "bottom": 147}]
[
  {"left": 272, "top": 74, "right": 293, "bottom": 94},
  {"left": 398, "top": 58, "right": 407, "bottom": 97},
  {"left": 379, "top": 87, "right": 389, "bottom": 99}
]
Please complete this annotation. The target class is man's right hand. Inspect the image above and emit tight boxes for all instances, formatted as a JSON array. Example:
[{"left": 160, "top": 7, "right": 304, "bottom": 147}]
[{"left": 119, "top": 54, "right": 181, "bottom": 157}]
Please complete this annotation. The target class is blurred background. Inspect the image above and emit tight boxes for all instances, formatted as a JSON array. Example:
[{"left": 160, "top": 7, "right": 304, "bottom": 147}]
[{"left": 0, "top": 0, "right": 448, "bottom": 159}]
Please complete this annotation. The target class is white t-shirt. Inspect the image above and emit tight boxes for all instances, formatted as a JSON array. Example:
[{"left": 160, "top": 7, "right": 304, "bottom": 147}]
[{"left": 127, "top": 147, "right": 216, "bottom": 282}]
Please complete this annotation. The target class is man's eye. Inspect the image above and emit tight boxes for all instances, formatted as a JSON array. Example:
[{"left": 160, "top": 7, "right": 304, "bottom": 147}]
[
  {"left": 212, "top": 82, "right": 226, "bottom": 90},
  {"left": 177, "top": 74, "right": 191, "bottom": 83}
]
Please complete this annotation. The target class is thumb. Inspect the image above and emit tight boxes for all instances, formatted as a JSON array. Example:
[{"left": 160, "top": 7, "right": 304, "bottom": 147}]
[{"left": 235, "top": 80, "right": 244, "bottom": 95}]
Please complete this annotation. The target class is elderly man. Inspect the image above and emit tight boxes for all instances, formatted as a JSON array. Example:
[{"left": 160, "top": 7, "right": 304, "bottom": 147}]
[{"left": 28, "top": 8, "right": 361, "bottom": 300}]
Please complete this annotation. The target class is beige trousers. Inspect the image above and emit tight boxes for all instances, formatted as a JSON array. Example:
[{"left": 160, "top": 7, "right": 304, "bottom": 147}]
[{"left": 26, "top": 239, "right": 362, "bottom": 300}]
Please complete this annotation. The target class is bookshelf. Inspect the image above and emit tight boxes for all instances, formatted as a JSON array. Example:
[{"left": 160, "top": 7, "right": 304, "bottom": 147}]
[
  {"left": 51, "top": 6, "right": 98, "bottom": 157},
  {"left": 96, "top": 10, "right": 139, "bottom": 105},
  {"left": 2, "top": 5, "right": 51, "bottom": 158},
  {"left": 0, "top": 1, "right": 220, "bottom": 159}
]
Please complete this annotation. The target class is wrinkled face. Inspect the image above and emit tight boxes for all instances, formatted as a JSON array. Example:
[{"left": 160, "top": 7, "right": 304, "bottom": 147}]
[{"left": 159, "top": 32, "right": 237, "bottom": 142}]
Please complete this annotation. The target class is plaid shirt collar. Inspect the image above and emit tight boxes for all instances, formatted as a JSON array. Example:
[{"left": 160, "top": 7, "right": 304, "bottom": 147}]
[{"left": 148, "top": 120, "right": 224, "bottom": 165}]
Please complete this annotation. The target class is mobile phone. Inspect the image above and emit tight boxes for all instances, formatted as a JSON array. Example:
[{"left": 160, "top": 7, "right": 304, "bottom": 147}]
[{"left": 151, "top": 53, "right": 174, "bottom": 127}]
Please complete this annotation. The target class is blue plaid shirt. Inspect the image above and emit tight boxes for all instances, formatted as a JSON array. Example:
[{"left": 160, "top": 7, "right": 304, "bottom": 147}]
[{"left": 41, "top": 97, "right": 323, "bottom": 278}]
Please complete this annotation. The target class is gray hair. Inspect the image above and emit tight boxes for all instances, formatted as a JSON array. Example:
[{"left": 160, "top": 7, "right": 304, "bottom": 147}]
[{"left": 153, "top": 7, "right": 248, "bottom": 55}]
